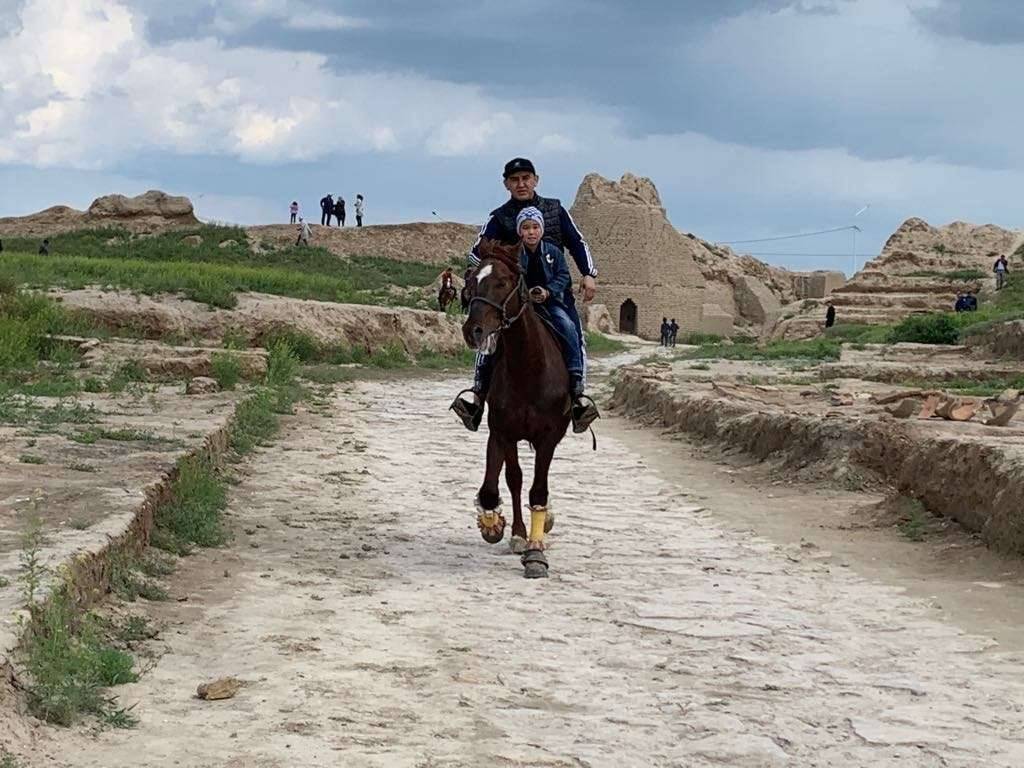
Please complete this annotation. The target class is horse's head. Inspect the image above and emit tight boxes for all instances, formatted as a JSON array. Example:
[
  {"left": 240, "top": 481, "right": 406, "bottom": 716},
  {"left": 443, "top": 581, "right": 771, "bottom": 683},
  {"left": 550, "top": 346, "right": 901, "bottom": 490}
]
[{"left": 463, "top": 239, "right": 525, "bottom": 354}]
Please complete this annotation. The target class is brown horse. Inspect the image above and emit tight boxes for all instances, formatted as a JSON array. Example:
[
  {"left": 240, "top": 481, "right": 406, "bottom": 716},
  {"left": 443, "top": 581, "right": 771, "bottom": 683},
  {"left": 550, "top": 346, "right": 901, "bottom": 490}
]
[
  {"left": 438, "top": 285, "right": 457, "bottom": 312},
  {"left": 463, "top": 239, "right": 569, "bottom": 578}
]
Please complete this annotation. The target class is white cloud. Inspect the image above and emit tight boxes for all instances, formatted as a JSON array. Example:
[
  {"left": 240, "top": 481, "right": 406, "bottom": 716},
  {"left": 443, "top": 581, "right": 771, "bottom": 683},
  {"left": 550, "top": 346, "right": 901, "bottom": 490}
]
[{"left": 0, "top": 0, "right": 578, "bottom": 168}]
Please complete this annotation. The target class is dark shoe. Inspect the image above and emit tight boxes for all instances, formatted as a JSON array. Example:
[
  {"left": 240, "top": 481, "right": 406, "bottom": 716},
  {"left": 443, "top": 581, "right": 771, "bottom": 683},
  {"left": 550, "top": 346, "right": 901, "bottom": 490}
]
[
  {"left": 571, "top": 394, "right": 600, "bottom": 434},
  {"left": 450, "top": 390, "right": 484, "bottom": 432}
]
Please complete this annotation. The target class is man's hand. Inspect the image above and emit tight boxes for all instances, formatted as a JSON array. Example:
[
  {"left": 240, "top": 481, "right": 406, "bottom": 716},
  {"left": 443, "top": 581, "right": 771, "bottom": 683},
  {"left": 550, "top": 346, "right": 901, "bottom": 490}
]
[
  {"left": 580, "top": 275, "right": 597, "bottom": 303},
  {"left": 529, "top": 287, "right": 549, "bottom": 303}
]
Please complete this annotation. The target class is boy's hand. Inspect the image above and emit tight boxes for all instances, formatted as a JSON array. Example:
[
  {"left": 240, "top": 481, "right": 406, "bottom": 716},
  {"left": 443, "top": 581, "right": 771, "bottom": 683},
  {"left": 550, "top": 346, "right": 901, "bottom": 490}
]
[{"left": 528, "top": 287, "right": 549, "bottom": 303}]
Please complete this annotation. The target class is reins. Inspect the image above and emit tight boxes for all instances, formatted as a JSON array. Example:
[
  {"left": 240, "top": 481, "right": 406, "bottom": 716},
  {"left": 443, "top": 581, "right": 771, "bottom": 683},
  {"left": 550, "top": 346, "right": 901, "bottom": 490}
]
[{"left": 468, "top": 273, "right": 529, "bottom": 331}]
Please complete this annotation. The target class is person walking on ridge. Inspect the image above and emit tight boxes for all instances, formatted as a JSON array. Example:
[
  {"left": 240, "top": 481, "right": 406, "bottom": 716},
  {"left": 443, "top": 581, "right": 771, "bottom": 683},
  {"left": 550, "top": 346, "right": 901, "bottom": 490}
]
[
  {"left": 994, "top": 254, "right": 1009, "bottom": 290},
  {"left": 289, "top": 200, "right": 299, "bottom": 224},
  {"left": 320, "top": 194, "right": 333, "bottom": 226},
  {"left": 334, "top": 197, "right": 346, "bottom": 227},
  {"left": 355, "top": 194, "right": 364, "bottom": 227},
  {"left": 296, "top": 217, "right": 311, "bottom": 247}
]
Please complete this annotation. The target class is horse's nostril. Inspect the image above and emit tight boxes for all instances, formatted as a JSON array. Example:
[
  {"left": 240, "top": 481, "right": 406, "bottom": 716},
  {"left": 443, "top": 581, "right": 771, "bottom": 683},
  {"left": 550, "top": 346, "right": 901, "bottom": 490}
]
[{"left": 472, "top": 326, "right": 484, "bottom": 342}]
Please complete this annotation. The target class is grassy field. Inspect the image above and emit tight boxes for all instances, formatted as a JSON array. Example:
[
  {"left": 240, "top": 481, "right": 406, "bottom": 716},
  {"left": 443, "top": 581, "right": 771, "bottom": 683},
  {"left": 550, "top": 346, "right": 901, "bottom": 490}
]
[
  {"left": 685, "top": 338, "right": 842, "bottom": 361},
  {"left": 0, "top": 225, "right": 443, "bottom": 309}
]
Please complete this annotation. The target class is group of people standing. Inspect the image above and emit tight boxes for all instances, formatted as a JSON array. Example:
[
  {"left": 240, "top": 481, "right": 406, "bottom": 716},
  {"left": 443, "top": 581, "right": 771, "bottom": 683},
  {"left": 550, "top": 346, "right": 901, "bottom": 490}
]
[
  {"left": 290, "top": 194, "right": 366, "bottom": 247},
  {"left": 314, "top": 193, "right": 364, "bottom": 228},
  {"left": 660, "top": 318, "right": 679, "bottom": 347}
]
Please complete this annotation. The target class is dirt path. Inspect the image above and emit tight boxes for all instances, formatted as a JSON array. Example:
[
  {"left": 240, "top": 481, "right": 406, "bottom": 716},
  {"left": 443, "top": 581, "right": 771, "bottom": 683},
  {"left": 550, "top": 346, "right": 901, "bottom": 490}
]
[{"left": 52, "top": 372, "right": 1024, "bottom": 767}]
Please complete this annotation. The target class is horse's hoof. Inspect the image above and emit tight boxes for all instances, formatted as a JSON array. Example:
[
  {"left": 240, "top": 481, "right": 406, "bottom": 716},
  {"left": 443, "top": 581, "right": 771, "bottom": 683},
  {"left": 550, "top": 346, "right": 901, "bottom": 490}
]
[
  {"left": 521, "top": 549, "right": 549, "bottom": 579},
  {"left": 477, "top": 511, "right": 506, "bottom": 544},
  {"left": 544, "top": 510, "right": 555, "bottom": 534},
  {"left": 509, "top": 535, "right": 528, "bottom": 555}
]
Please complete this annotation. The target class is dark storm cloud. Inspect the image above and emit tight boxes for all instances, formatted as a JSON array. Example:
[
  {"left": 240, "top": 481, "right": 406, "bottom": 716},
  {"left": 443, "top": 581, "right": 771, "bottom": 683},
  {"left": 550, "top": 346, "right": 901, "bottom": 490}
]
[{"left": 912, "top": 0, "right": 1024, "bottom": 45}]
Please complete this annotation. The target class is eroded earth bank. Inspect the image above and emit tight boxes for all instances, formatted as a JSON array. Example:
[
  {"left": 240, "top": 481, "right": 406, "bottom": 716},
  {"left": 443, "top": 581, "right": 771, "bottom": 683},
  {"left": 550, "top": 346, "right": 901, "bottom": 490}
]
[{"left": 20, "top": 363, "right": 1024, "bottom": 768}]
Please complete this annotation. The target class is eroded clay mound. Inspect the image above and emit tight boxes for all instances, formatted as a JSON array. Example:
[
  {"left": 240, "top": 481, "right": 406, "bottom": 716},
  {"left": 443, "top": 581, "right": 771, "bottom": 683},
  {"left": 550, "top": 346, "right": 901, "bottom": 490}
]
[
  {"left": 248, "top": 221, "right": 479, "bottom": 266},
  {"left": 86, "top": 190, "right": 197, "bottom": 223},
  {"left": 54, "top": 289, "right": 465, "bottom": 355},
  {"left": 0, "top": 189, "right": 199, "bottom": 237}
]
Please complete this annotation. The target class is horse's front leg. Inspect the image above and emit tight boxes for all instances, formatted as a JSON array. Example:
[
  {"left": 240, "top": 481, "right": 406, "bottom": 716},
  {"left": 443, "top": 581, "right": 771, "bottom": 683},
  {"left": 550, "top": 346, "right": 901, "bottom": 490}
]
[
  {"left": 522, "top": 439, "right": 557, "bottom": 579},
  {"left": 476, "top": 432, "right": 507, "bottom": 544},
  {"left": 505, "top": 441, "right": 527, "bottom": 553}
]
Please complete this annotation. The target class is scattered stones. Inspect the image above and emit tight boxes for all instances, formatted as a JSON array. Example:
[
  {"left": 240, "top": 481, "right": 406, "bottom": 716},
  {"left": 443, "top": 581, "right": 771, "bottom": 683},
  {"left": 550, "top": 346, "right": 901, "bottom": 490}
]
[
  {"left": 219, "top": 239, "right": 238, "bottom": 249},
  {"left": 196, "top": 677, "right": 243, "bottom": 701},
  {"left": 181, "top": 235, "right": 203, "bottom": 246},
  {"left": 186, "top": 376, "right": 220, "bottom": 395}
]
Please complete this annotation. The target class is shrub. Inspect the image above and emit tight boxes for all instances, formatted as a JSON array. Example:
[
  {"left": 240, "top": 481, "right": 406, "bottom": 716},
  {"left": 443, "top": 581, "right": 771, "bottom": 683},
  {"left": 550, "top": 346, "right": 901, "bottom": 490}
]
[
  {"left": 22, "top": 591, "right": 137, "bottom": 726},
  {"left": 889, "top": 313, "right": 960, "bottom": 345},
  {"left": 154, "top": 456, "right": 227, "bottom": 551},
  {"left": 210, "top": 352, "right": 242, "bottom": 390},
  {"left": 262, "top": 328, "right": 320, "bottom": 362},
  {"left": 265, "top": 340, "right": 300, "bottom": 388}
]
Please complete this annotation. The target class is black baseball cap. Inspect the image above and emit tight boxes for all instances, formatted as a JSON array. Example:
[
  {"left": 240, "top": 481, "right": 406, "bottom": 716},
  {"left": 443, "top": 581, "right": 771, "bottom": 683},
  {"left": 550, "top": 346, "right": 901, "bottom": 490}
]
[{"left": 503, "top": 157, "right": 536, "bottom": 178}]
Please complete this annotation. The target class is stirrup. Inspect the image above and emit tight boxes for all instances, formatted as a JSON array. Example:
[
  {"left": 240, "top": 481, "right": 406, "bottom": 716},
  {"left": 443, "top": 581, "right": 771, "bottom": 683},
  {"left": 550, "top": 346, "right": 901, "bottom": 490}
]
[
  {"left": 571, "top": 394, "right": 600, "bottom": 435},
  {"left": 449, "top": 388, "right": 484, "bottom": 432}
]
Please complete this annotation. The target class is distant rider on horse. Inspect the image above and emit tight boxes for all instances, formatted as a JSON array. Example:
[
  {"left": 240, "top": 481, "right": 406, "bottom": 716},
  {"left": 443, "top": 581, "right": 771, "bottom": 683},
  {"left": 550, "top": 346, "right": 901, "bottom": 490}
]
[
  {"left": 451, "top": 157, "right": 599, "bottom": 434},
  {"left": 438, "top": 267, "right": 456, "bottom": 311}
]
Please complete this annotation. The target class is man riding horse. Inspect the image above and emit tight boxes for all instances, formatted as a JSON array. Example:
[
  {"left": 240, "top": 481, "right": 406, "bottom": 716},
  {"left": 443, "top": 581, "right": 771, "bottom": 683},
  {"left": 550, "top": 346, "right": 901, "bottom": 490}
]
[
  {"left": 438, "top": 267, "right": 457, "bottom": 311},
  {"left": 451, "top": 157, "right": 599, "bottom": 434}
]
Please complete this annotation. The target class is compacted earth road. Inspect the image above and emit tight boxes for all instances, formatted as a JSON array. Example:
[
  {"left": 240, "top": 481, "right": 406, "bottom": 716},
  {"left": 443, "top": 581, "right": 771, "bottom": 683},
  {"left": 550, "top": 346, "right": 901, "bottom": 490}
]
[{"left": 46, "top": 371, "right": 1024, "bottom": 767}]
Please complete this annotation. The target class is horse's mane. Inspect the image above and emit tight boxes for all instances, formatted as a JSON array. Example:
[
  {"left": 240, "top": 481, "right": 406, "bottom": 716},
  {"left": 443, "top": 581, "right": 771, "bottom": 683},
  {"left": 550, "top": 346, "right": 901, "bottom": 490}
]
[{"left": 478, "top": 238, "right": 521, "bottom": 273}]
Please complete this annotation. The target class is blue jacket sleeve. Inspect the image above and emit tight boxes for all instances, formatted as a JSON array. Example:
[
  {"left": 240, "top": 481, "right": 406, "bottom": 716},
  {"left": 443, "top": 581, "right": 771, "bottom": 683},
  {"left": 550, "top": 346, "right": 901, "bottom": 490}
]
[
  {"left": 545, "top": 244, "right": 571, "bottom": 298},
  {"left": 468, "top": 216, "right": 502, "bottom": 266},
  {"left": 559, "top": 206, "right": 597, "bottom": 277}
]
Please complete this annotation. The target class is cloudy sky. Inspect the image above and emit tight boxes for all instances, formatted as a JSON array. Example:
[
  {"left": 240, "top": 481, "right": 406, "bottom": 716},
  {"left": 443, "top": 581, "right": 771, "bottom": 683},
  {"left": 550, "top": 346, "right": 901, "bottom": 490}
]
[{"left": 1, "top": 0, "right": 1021, "bottom": 273}]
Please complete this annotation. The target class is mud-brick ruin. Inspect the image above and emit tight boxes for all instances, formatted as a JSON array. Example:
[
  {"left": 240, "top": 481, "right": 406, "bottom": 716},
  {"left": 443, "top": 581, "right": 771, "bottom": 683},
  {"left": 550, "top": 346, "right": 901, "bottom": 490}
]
[
  {"left": 569, "top": 173, "right": 706, "bottom": 339},
  {"left": 570, "top": 172, "right": 846, "bottom": 340}
]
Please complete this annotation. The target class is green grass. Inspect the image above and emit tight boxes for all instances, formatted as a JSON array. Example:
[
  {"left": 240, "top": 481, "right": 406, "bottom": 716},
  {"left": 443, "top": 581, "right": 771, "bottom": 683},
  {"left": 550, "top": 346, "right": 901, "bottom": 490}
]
[
  {"left": 211, "top": 352, "right": 242, "bottom": 390},
  {"left": 152, "top": 456, "right": 228, "bottom": 554},
  {"left": 19, "top": 454, "right": 45, "bottom": 465},
  {"left": 155, "top": 333, "right": 304, "bottom": 553},
  {"left": 1, "top": 750, "right": 22, "bottom": 768},
  {"left": 585, "top": 330, "right": 627, "bottom": 355},
  {"left": 681, "top": 332, "right": 724, "bottom": 346},
  {"left": 0, "top": 225, "right": 443, "bottom": 310},
  {"left": 896, "top": 497, "right": 930, "bottom": 542},
  {"left": 890, "top": 313, "right": 961, "bottom": 345},
  {"left": 108, "top": 551, "right": 169, "bottom": 603},
  {"left": 685, "top": 338, "right": 842, "bottom": 362},
  {"left": 823, "top": 324, "right": 895, "bottom": 344},
  {"left": 21, "top": 590, "right": 137, "bottom": 727}
]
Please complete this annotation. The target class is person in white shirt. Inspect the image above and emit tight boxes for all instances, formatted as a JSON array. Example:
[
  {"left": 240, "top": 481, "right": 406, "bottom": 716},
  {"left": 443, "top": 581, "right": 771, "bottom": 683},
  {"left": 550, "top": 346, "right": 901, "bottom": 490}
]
[
  {"left": 295, "top": 217, "right": 312, "bottom": 246},
  {"left": 355, "top": 194, "right": 365, "bottom": 227}
]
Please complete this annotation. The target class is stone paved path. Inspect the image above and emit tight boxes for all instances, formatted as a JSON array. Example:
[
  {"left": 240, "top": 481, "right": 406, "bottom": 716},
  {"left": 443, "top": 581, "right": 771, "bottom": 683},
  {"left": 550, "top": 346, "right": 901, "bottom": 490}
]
[{"left": 62, "top": 376, "right": 1024, "bottom": 767}]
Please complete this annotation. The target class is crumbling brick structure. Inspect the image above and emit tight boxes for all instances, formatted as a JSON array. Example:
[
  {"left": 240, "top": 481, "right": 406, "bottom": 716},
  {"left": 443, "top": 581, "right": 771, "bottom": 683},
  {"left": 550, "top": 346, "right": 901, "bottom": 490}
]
[{"left": 568, "top": 173, "right": 706, "bottom": 340}]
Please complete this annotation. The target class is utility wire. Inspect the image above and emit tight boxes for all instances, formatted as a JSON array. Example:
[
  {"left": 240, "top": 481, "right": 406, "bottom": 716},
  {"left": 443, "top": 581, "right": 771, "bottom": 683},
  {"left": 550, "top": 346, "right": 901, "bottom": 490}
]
[{"left": 718, "top": 225, "right": 859, "bottom": 245}]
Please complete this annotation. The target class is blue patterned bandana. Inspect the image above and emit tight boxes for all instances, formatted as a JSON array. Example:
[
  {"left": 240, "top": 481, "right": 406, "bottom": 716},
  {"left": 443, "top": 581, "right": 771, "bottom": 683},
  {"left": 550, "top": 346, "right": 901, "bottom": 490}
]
[{"left": 515, "top": 206, "right": 544, "bottom": 234}]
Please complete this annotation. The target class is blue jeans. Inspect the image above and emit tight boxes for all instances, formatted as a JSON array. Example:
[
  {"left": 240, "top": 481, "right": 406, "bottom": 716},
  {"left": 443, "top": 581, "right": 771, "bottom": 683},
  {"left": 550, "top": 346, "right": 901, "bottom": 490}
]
[{"left": 473, "top": 302, "right": 586, "bottom": 393}]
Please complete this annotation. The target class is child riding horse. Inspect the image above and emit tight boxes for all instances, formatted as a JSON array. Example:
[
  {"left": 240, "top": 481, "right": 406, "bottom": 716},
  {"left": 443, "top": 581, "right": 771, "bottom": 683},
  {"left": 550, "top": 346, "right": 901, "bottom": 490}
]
[{"left": 458, "top": 208, "right": 599, "bottom": 578}]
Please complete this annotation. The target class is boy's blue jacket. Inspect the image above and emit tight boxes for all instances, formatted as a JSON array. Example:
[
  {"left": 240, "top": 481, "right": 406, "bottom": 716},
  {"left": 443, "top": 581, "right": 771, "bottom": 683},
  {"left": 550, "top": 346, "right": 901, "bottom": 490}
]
[{"left": 520, "top": 240, "right": 571, "bottom": 305}]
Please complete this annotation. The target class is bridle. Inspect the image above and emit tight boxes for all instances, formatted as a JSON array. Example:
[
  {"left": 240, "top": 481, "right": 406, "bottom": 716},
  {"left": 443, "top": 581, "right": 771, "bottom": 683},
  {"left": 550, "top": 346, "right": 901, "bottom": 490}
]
[{"left": 468, "top": 269, "right": 529, "bottom": 331}]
